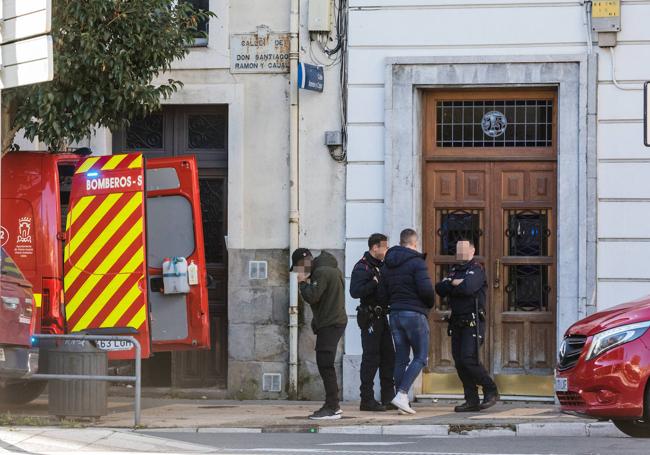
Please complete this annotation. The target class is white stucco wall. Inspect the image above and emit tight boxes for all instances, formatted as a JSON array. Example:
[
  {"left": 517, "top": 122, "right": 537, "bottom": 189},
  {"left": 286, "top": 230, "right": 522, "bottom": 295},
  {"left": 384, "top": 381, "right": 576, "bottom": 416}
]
[
  {"left": 343, "top": 0, "right": 650, "bottom": 398},
  {"left": 167, "top": 0, "right": 345, "bottom": 250}
]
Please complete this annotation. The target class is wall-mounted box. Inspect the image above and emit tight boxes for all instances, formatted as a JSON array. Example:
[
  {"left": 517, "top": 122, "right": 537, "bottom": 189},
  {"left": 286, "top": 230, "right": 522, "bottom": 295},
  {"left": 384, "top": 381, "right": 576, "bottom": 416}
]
[
  {"left": 308, "top": 0, "right": 333, "bottom": 33},
  {"left": 592, "top": 0, "right": 621, "bottom": 32}
]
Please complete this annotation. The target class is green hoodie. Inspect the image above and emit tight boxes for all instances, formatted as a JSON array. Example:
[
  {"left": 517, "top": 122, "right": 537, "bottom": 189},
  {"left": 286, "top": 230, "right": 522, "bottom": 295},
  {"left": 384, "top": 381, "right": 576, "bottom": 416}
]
[{"left": 298, "top": 251, "right": 348, "bottom": 332}]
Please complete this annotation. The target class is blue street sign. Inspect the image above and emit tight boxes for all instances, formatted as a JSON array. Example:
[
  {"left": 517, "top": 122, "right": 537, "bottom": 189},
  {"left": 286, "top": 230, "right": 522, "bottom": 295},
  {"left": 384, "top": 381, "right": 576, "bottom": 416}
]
[{"left": 298, "top": 62, "right": 324, "bottom": 93}]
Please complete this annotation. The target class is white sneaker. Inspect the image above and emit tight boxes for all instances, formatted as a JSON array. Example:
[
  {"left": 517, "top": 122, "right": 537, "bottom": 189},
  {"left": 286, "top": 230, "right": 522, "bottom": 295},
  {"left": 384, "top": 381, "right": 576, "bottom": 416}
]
[{"left": 391, "top": 392, "right": 416, "bottom": 415}]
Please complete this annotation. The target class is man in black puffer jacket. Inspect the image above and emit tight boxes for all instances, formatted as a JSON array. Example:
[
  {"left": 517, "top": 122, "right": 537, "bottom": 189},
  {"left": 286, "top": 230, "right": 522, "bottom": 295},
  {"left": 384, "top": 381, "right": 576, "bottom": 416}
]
[{"left": 379, "top": 229, "right": 435, "bottom": 415}]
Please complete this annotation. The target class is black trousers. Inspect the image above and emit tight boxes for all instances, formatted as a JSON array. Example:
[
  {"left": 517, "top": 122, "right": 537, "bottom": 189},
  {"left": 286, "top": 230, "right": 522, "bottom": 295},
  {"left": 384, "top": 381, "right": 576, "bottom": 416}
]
[
  {"left": 315, "top": 324, "right": 346, "bottom": 410},
  {"left": 451, "top": 323, "right": 497, "bottom": 405},
  {"left": 360, "top": 316, "right": 396, "bottom": 404}
]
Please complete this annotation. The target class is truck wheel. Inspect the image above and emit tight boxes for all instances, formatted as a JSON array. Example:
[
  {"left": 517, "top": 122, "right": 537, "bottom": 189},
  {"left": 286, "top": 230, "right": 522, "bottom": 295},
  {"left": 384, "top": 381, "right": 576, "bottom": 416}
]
[{"left": 0, "top": 381, "right": 47, "bottom": 406}]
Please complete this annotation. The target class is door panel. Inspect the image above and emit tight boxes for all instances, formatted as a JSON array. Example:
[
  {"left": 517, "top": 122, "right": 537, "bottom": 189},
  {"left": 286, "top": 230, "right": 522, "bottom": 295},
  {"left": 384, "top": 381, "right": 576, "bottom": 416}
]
[
  {"left": 64, "top": 154, "right": 150, "bottom": 359},
  {"left": 145, "top": 156, "right": 210, "bottom": 352},
  {"left": 424, "top": 161, "right": 557, "bottom": 396},
  {"left": 491, "top": 163, "right": 556, "bottom": 394},
  {"left": 425, "top": 162, "right": 490, "bottom": 380}
]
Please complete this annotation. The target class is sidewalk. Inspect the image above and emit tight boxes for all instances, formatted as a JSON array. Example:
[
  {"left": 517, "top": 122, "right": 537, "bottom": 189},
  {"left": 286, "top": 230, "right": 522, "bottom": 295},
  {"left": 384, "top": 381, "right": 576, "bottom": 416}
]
[{"left": 1, "top": 396, "right": 625, "bottom": 437}]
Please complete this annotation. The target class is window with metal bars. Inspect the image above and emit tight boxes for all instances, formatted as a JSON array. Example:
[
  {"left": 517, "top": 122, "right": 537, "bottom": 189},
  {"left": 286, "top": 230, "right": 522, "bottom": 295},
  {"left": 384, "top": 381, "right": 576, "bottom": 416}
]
[{"left": 436, "top": 100, "right": 553, "bottom": 148}]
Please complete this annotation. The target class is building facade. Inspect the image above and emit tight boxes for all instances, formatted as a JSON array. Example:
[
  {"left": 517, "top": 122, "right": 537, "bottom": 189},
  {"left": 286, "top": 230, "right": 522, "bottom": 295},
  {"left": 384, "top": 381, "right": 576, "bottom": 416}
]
[
  {"left": 341, "top": 0, "right": 650, "bottom": 399},
  {"left": 13, "top": 0, "right": 650, "bottom": 402}
]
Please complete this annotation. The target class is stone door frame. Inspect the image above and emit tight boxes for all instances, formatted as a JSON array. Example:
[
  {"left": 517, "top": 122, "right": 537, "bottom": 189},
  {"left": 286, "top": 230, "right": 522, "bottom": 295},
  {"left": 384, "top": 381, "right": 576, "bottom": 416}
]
[{"left": 383, "top": 55, "right": 597, "bottom": 361}]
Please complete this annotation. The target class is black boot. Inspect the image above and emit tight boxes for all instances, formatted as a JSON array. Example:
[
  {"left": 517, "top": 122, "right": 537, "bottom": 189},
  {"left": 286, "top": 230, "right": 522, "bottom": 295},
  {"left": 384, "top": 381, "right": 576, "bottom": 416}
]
[
  {"left": 360, "top": 400, "right": 387, "bottom": 412},
  {"left": 480, "top": 392, "right": 499, "bottom": 410},
  {"left": 454, "top": 402, "right": 481, "bottom": 412},
  {"left": 383, "top": 402, "right": 398, "bottom": 411}
]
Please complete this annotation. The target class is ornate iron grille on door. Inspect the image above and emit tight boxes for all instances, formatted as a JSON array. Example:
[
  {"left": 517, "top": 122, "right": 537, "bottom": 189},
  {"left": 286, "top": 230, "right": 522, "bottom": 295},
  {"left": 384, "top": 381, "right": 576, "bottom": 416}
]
[
  {"left": 126, "top": 114, "right": 164, "bottom": 149},
  {"left": 437, "top": 209, "right": 482, "bottom": 255},
  {"left": 506, "top": 265, "right": 551, "bottom": 312},
  {"left": 506, "top": 209, "right": 550, "bottom": 256}
]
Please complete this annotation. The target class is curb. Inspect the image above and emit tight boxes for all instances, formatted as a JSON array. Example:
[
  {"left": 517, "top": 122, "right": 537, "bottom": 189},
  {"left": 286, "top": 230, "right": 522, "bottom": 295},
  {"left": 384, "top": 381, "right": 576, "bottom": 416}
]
[{"left": 134, "top": 422, "right": 626, "bottom": 437}]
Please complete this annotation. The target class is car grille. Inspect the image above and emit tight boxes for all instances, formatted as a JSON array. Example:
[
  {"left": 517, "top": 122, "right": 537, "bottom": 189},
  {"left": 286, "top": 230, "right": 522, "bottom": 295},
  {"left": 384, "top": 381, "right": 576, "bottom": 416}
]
[
  {"left": 557, "top": 391, "right": 586, "bottom": 408},
  {"left": 557, "top": 335, "right": 587, "bottom": 371}
]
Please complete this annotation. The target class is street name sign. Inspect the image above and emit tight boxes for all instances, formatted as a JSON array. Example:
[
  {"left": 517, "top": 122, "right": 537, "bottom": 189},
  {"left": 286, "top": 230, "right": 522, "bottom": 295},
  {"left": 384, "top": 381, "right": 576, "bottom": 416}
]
[
  {"left": 298, "top": 62, "right": 324, "bottom": 93},
  {"left": 230, "top": 26, "right": 290, "bottom": 74}
]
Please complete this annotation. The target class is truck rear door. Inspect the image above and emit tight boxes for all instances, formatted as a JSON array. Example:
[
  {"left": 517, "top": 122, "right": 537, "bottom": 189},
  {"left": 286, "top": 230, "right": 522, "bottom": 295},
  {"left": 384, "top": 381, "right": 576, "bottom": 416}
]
[
  {"left": 63, "top": 154, "right": 151, "bottom": 358},
  {"left": 144, "top": 156, "right": 210, "bottom": 352}
]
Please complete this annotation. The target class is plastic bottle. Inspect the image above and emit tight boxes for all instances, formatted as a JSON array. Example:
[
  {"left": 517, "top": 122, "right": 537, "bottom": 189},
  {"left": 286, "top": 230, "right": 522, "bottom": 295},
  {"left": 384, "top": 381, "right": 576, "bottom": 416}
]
[{"left": 187, "top": 260, "right": 199, "bottom": 285}]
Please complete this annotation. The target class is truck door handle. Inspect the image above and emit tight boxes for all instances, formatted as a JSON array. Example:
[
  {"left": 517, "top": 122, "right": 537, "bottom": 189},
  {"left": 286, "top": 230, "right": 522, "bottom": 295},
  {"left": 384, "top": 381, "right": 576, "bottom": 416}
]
[{"left": 494, "top": 259, "right": 501, "bottom": 289}]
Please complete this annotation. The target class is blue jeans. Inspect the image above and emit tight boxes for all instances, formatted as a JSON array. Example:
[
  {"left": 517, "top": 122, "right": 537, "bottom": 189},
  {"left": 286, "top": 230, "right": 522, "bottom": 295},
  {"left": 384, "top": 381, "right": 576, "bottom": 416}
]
[{"left": 390, "top": 310, "right": 430, "bottom": 394}]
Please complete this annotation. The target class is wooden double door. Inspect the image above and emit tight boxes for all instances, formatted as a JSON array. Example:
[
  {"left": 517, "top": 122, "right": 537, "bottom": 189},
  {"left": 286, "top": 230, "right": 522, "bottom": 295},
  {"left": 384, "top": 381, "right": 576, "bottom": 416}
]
[
  {"left": 114, "top": 105, "right": 228, "bottom": 388},
  {"left": 422, "top": 89, "right": 558, "bottom": 396}
]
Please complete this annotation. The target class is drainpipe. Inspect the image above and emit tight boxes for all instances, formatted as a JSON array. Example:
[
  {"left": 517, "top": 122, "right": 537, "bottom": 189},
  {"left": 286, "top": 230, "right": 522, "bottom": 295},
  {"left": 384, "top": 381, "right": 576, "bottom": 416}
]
[{"left": 288, "top": 0, "right": 300, "bottom": 400}]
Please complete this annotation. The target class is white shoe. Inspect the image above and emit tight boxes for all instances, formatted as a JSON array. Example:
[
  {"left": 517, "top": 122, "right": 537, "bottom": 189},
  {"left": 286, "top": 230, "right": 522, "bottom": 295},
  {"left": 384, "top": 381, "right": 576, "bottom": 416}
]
[{"left": 391, "top": 392, "right": 416, "bottom": 415}]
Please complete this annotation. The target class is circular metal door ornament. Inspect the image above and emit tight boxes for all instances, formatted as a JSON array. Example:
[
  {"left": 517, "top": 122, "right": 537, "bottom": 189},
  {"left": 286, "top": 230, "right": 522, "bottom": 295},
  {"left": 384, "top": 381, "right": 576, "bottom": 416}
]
[{"left": 481, "top": 111, "right": 507, "bottom": 138}]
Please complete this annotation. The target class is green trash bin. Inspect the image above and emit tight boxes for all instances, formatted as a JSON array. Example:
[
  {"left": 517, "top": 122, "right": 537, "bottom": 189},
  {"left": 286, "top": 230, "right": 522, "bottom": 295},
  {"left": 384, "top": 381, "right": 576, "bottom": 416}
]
[{"left": 48, "top": 340, "right": 108, "bottom": 419}]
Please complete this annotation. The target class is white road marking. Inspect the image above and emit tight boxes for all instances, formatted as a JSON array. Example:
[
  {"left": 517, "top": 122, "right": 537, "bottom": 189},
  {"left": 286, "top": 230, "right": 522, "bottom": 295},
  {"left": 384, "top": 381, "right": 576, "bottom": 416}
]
[
  {"left": 320, "top": 441, "right": 415, "bottom": 446},
  {"left": 234, "top": 450, "right": 570, "bottom": 455}
]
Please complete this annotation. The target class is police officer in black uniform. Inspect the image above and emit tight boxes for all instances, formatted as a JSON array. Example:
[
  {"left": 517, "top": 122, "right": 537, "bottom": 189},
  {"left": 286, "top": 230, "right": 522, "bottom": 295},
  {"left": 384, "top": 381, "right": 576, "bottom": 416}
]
[
  {"left": 350, "top": 233, "right": 396, "bottom": 411},
  {"left": 435, "top": 238, "right": 499, "bottom": 412}
]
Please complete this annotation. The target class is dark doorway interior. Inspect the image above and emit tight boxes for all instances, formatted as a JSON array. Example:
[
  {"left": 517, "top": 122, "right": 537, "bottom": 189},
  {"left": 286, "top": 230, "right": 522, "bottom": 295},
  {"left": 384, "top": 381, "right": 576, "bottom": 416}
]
[{"left": 114, "top": 105, "right": 229, "bottom": 388}]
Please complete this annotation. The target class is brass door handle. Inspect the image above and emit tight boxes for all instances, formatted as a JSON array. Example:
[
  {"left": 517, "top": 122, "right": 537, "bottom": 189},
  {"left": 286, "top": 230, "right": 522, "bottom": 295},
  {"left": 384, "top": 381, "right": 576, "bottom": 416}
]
[{"left": 494, "top": 259, "right": 501, "bottom": 289}]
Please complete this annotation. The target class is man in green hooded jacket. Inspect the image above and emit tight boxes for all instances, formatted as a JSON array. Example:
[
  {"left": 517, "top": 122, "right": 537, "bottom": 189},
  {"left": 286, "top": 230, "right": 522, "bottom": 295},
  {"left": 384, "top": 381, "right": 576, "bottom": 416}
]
[{"left": 292, "top": 248, "right": 347, "bottom": 420}]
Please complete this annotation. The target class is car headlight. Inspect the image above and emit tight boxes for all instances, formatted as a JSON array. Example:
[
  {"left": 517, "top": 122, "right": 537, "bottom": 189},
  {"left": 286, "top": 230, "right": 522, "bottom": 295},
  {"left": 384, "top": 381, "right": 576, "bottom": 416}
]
[{"left": 586, "top": 321, "right": 650, "bottom": 360}]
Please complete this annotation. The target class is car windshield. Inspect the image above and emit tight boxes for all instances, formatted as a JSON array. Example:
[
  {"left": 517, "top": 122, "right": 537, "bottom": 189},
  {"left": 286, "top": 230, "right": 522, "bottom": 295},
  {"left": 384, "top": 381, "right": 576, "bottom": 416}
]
[{"left": 1, "top": 247, "right": 27, "bottom": 281}]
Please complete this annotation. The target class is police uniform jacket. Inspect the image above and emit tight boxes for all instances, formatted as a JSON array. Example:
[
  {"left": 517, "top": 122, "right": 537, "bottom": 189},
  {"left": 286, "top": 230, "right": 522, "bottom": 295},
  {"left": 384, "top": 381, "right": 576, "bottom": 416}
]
[
  {"left": 349, "top": 252, "right": 383, "bottom": 309},
  {"left": 434, "top": 259, "right": 487, "bottom": 317}
]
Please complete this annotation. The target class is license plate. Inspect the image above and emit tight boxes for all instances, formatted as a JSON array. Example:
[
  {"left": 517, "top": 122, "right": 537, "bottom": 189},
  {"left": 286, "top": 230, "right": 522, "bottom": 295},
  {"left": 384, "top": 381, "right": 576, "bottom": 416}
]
[
  {"left": 555, "top": 377, "right": 568, "bottom": 392},
  {"left": 0, "top": 348, "right": 5, "bottom": 362},
  {"left": 96, "top": 340, "right": 133, "bottom": 351}
]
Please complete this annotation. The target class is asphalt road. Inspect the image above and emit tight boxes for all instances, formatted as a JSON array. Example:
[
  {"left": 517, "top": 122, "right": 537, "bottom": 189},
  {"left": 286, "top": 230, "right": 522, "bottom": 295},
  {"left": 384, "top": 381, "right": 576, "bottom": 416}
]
[{"left": 142, "top": 432, "right": 649, "bottom": 455}]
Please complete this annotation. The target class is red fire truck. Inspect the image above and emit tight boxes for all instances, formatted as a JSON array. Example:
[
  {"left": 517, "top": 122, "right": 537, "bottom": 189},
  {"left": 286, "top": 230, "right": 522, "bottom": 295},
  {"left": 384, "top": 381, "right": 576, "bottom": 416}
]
[{"left": 0, "top": 151, "right": 211, "bottom": 404}]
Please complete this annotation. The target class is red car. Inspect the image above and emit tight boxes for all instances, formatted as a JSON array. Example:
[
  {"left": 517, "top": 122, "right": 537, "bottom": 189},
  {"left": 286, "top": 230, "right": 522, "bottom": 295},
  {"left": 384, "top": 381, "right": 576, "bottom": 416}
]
[
  {"left": 0, "top": 247, "right": 40, "bottom": 404},
  {"left": 556, "top": 296, "right": 650, "bottom": 437}
]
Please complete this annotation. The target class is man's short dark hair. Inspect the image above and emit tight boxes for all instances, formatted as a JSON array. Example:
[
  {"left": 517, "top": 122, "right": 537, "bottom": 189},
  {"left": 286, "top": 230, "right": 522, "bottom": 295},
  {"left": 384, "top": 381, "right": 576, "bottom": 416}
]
[
  {"left": 458, "top": 237, "right": 475, "bottom": 247},
  {"left": 368, "top": 233, "right": 388, "bottom": 250},
  {"left": 400, "top": 228, "right": 417, "bottom": 246}
]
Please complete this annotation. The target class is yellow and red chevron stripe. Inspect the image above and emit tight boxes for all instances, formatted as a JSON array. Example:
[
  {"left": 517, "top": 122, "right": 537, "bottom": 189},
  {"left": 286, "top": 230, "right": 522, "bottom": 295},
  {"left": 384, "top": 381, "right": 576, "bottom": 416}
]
[
  {"left": 64, "top": 153, "right": 149, "bottom": 357},
  {"left": 74, "top": 153, "right": 142, "bottom": 175}
]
